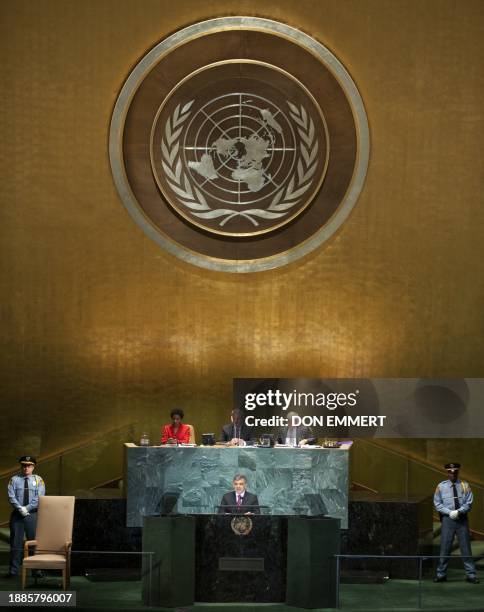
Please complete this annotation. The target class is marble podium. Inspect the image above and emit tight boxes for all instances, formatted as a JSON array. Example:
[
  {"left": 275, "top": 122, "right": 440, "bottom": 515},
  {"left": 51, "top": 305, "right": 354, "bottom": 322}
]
[
  {"left": 125, "top": 443, "right": 350, "bottom": 528},
  {"left": 142, "top": 515, "right": 340, "bottom": 608}
]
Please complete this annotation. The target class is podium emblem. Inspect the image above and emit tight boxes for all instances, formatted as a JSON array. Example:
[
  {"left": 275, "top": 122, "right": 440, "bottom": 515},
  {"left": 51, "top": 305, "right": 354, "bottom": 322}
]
[{"left": 231, "top": 516, "right": 253, "bottom": 536}]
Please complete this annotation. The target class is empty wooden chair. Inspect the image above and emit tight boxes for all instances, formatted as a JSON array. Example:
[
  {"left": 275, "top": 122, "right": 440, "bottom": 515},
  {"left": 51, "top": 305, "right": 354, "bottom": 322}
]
[{"left": 22, "top": 496, "right": 75, "bottom": 590}]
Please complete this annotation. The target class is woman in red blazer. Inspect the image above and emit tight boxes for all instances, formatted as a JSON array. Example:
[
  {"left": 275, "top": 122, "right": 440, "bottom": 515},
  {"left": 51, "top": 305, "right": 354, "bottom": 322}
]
[{"left": 161, "top": 408, "right": 191, "bottom": 445}]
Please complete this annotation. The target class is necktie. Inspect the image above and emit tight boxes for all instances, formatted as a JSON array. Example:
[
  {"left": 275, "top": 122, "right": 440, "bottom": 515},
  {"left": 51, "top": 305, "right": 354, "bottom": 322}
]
[
  {"left": 236, "top": 495, "right": 241, "bottom": 507},
  {"left": 23, "top": 478, "right": 29, "bottom": 506},
  {"left": 451, "top": 483, "right": 460, "bottom": 510}
]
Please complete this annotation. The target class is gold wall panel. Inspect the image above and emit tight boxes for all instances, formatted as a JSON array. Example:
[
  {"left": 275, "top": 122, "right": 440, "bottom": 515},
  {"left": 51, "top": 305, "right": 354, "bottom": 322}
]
[{"left": 1, "top": 1, "right": 484, "bottom": 475}]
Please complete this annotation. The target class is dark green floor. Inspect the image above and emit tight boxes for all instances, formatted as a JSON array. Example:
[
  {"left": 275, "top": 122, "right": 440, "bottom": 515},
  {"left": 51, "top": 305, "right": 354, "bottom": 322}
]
[{"left": 0, "top": 567, "right": 482, "bottom": 611}]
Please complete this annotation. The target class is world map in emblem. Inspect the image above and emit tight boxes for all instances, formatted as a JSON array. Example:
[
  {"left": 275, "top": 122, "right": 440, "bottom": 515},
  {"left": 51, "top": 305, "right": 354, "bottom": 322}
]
[
  {"left": 150, "top": 62, "right": 330, "bottom": 237},
  {"left": 187, "top": 95, "right": 286, "bottom": 194}
]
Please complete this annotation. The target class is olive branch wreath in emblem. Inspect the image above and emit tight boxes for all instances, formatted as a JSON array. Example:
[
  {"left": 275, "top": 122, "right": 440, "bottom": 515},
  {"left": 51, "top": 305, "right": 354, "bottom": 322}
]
[{"left": 161, "top": 100, "right": 319, "bottom": 228}]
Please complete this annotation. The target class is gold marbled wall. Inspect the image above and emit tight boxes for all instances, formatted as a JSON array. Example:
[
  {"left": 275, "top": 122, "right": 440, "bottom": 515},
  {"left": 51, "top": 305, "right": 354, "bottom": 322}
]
[{"left": 1, "top": 1, "right": 484, "bottom": 474}]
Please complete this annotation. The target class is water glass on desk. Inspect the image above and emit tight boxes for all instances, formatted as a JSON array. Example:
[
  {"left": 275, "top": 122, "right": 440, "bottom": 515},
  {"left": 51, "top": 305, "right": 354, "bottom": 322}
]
[{"left": 140, "top": 432, "right": 150, "bottom": 446}]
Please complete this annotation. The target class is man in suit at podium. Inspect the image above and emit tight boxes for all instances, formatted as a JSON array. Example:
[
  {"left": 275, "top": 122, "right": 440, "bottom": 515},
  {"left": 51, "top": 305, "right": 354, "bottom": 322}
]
[{"left": 219, "top": 474, "right": 260, "bottom": 514}]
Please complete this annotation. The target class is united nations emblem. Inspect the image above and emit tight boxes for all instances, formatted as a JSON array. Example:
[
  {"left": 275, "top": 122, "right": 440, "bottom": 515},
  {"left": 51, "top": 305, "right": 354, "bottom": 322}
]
[
  {"left": 230, "top": 515, "right": 253, "bottom": 536},
  {"left": 110, "top": 17, "right": 369, "bottom": 271},
  {"left": 151, "top": 61, "right": 328, "bottom": 237}
]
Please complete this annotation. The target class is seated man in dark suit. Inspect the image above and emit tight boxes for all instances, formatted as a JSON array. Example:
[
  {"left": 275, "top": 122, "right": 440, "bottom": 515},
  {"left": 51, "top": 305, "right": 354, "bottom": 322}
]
[
  {"left": 220, "top": 409, "right": 252, "bottom": 446},
  {"left": 218, "top": 474, "right": 260, "bottom": 514},
  {"left": 277, "top": 411, "right": 316, "bottom": 446}
]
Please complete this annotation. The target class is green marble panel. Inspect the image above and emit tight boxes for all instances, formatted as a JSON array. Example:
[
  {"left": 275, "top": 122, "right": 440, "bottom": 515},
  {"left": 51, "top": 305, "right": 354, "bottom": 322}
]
[{"left": 126, "top": 445, "right": 349, "bottom": 527}]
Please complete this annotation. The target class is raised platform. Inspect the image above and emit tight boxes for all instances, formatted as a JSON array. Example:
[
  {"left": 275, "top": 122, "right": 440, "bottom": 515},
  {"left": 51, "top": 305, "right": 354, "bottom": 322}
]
[
  {"left": 71, "top": 493, "right": 432, "bottom": 580},
  {"left": 341, "top": 492, "right": 433, "bottom": 578}
]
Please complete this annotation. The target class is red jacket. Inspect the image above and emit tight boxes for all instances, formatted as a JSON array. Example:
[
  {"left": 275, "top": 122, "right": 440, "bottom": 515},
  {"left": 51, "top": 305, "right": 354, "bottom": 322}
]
[{"left": 161, "top": 423, "right": 191, "bottom": 444}]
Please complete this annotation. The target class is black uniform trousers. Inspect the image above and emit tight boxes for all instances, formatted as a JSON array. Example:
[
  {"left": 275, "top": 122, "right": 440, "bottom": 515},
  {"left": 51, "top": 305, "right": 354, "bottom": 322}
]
[{"left": 9, "top": 510, "right": 37, "bottom": 575}]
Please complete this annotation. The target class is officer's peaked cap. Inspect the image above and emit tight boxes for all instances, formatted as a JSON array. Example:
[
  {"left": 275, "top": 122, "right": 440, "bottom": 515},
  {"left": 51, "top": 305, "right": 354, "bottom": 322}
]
[
  {"left": 444, "top": 462, "right": 461, "bottom": 471},
  {"left": 19, "top": 455, "right": 37, "bottom": 465}
]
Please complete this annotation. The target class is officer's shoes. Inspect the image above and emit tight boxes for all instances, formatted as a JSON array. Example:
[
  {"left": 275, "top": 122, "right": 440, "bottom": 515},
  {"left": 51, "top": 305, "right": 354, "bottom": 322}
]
[
  {"left": 433, "top": 576, "right": 447, "bottom": 583},
  {"left": 466, "top": 576, "right": 480, "bottom": 584}
]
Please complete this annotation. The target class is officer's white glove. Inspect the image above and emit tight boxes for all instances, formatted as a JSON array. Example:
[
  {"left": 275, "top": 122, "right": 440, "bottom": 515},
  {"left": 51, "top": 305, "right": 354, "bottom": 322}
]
[
  {"left": 449, "top": 510, "right": 459, "bottom": 520},
  {"left": 19, "top": 506, "right": 29, "bottom": 517}
]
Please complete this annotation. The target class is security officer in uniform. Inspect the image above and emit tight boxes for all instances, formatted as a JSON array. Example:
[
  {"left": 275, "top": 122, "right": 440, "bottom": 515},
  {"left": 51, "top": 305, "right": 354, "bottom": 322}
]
[
  {"left": 6, "top": 456, "right": 45, "bottom": 578},
  {"left": 433, "top": 462, "right": 479, "bottom": 583}
]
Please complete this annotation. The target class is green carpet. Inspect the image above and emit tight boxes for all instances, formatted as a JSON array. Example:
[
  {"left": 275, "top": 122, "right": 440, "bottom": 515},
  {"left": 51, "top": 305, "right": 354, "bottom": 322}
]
[{"left": 0, "top": 566, "right": 482, "bottom": 611}]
